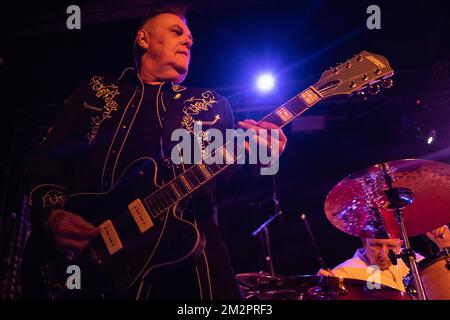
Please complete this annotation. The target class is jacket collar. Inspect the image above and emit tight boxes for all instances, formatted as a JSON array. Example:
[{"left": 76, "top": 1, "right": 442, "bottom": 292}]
[{"left": 117, "top": 67, "right": 187, "bottom": 92}]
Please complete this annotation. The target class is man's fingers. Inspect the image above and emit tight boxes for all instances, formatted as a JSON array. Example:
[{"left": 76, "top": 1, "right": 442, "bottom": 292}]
[
  {"left": 52, "top": 214, "right": 99, "bottom": 241},
  {"left": 238, "top": 120, "right": 280, "bottom": 132},
  {"left": 251, "top": 135, "right": 269, "bottom": 148},
  {"left": 54, "top": 224, "right": 99, "bottom": 241},
  {"left": 238, "top": 120, "right": 262, "bottom": 133},
  {"left": 244, "top": 141, "right": 250, "bottom": 154},
  {"left": 257, "top": 121, "right": 279, "bottom": 129},
  {"left": 72, "top": 214, "right": 96, "bottom": 229},
  {"left": 241, "top": 119, "right": 258, "bottom": 125},
  {"left": 238, "top": 120, "right": 287, "bottom": 146},
  {"left": 258, "top": 121, "right": 287, "bottom": 144}
]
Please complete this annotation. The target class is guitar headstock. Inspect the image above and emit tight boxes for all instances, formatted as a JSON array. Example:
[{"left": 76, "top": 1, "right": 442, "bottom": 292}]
[{"left": 313, "top": 51, "right": 394, "bottom": 99}]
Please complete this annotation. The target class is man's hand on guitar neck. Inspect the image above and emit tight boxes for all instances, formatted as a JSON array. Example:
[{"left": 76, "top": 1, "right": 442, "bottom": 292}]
[
  {"left": 238, "top": 119, "right": 288, "bottom": 157},
  {"left": 48, "top": 209, "right": 100, "bottom": 255}
]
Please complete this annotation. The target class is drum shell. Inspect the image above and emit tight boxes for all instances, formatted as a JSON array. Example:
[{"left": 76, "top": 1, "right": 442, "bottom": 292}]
[
  {"left": 303, "top": 277, "right": 410, "bottom": 300},
  {"left": 237, "top": 273, "right": 410, "bottom": 300},
  {"left": 419, "top": 254, "right": 450, "bottom": 300}
]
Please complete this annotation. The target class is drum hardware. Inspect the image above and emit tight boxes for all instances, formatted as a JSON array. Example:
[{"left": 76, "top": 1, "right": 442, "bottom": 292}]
[
  {"left": 236, "top": 273, "right": 410, "bottom": 300},
  {"left": 240, "top": 159, "right": 450, "bottom": 300},
  {"left": 391, "top": 207, "right": 427, "bottom": 300},
  {"left": 303, "top": 276, "right": 410, "bottom": 300},
  {"left": 300, "top": 213, "right": 327, "bottom": 270},
  {"left": 324, "top": 159, "right": 450, "bottom": 300},
  {"left": 388, "top": 248, "right": 416, "bottom": 266},
  {"left": 403, "top": 249, "right": 450, "bottom": 300},
  {"left": 250, "top": 175, "right": 283, "bottom": 277},
  {"left": 369, "top": 162, "right": 425, "bottom": 300}
]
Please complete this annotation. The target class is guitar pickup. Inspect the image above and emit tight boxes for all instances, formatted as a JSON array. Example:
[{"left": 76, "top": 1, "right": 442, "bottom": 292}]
[
  {"left": 128, "top": 199, "right": 154, "bottom": 233},
  {"left": 99, "top": 220, "right": 123, "bottom": 255}
]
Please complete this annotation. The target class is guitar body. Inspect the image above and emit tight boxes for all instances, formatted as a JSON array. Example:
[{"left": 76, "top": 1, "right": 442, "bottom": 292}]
[{"left": 22, "top": 158, "right": 205, "bottom": 299}]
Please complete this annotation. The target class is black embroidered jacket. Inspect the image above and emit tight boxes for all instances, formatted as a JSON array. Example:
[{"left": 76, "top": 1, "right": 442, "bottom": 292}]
[
  {"left": 28, "top": 67, "right": 234, "bottom": 221},
  {"left": 26, "top": 67, "right": 242, "bottom": 299}
]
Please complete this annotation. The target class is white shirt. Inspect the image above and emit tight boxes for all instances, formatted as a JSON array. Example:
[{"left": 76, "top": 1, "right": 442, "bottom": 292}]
[{"left": 331, "top": 248, "right": 424, "bottom": 292}]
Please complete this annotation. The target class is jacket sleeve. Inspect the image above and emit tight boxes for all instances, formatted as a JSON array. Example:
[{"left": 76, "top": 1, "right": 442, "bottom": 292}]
[{"left": 27, "top": 80, "right": 90, "bottom": 232}]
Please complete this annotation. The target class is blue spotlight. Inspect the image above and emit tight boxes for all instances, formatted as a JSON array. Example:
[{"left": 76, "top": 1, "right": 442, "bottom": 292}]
[{"left": 257, "top": 73, "right": 275, "bottom": 92}]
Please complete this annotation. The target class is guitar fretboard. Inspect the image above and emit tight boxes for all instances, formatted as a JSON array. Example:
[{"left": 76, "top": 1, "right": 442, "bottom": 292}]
[{"left": 143, "top": 86, "right": 323, "bottom": 217}]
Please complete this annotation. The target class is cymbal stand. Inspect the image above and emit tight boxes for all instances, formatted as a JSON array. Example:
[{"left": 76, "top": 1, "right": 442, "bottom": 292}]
[
  {"left": 251, "top": 175, "right": 283, "bottom": 277},
  {"left": 381, "top": 163, "right": 427, "bottom": 300}
]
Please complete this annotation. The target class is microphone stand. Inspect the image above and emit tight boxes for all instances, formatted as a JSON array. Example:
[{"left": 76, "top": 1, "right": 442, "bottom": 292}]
[
  {"left": 300, "top": 213, "right": 327, "bottom": 270},
  {"left": 251, "top": 175, "right": 283, "bottom": 277}
]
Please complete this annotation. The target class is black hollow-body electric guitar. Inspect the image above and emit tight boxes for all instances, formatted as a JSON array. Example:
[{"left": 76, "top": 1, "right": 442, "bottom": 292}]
[{"left": 22, "top": 51, "right": 394, "bottom": 299}]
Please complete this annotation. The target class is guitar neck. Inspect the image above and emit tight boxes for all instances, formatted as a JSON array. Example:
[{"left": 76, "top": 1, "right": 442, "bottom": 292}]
[
  {"left": 141, "top": 85, "right": 323, "bottom": 217},
  {"left": 259, "top": 86, "right": 323, "bottom": 127}
]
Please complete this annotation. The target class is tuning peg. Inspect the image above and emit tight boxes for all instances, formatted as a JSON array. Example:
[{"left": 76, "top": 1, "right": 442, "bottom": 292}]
[
  {"left": 357, "top": 54, "right": 363, "bottom": 62},
  {"left": 381, "top": 78, "right": 394, "bottom": 89},
  {"left": 368, "top": 84, "right": 380, "bottom": 95}
]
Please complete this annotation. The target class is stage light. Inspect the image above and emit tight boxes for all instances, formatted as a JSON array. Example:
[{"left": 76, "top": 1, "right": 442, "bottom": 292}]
[
  {"left": 257, "top": 73, "right": 275, "bottom": 92},
  {"left": 427, "top": 130, "right": 436, "bottom": 145},
  {"left": 416, "top": 127, "right": 438, "bottom": 145}
]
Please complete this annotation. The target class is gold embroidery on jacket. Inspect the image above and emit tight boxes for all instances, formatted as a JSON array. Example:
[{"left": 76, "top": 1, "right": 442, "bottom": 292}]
[
  {"left": 181, "top": 91, "right": 219, "bottom": 159},
  {"left": 172, "top": 83, "right": 186, "bottom": 92},
  {"left": 42, "top": 190, "right": 68, "bottom": 208},
  {"left": 86, "top": 76, "right": 120, "bottom": 143},
  {"left": 181, "top": 91, "right": 218, "bottom": 132},
  {"left": 83, "top": 101, "right": 103, "bottom": 112}
]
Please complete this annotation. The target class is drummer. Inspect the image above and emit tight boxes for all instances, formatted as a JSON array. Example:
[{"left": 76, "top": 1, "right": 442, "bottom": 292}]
[{"left": 318, "top": 225, "right": 450, "bottom": 292}]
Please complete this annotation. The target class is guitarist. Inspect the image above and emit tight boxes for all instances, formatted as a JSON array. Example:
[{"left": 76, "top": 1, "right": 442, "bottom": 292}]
[{"left": 24, "top": 4, "right": 287, "bottom": 299}]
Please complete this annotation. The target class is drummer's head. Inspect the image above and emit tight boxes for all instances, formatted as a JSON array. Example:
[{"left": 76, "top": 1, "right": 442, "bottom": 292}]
[{"left": 360, "top": 237, "right": 403, "bottom": 271}]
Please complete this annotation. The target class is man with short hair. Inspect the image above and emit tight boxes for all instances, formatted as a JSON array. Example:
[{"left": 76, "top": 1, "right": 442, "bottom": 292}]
[
  {"left": 318, "top": 225, "right": 450, "bottom": 292},
  {"left": 25, "top": 4, "right": 287, "bottom": 299}
]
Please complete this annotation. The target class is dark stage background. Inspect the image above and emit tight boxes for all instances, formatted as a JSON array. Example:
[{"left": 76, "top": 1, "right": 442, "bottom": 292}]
[{"left": 1, "top": 0, "right": 449, "bottom": 297}]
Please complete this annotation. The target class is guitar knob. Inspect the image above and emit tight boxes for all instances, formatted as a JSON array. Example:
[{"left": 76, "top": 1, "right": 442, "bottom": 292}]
[{"left": 381, "top": 78, "right": 394, "bottom": 88}]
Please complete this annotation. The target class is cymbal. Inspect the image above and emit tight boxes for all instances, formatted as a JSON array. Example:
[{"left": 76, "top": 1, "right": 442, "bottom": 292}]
[{"left": 324, "top": 159, "right": 450, "bottom": 237}]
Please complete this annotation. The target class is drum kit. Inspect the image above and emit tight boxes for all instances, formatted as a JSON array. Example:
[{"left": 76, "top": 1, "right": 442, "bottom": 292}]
[{"left": 237, "top": 159, "right": 450, "bottom": 300}]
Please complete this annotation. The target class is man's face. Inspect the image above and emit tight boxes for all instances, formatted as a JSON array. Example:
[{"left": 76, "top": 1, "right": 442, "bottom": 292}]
[
  {"left": 139, "top": 13, "right": 193, "bottom": 83},
  {"left": 363, "top": 238, "right": 402, "bottom": 271}
]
